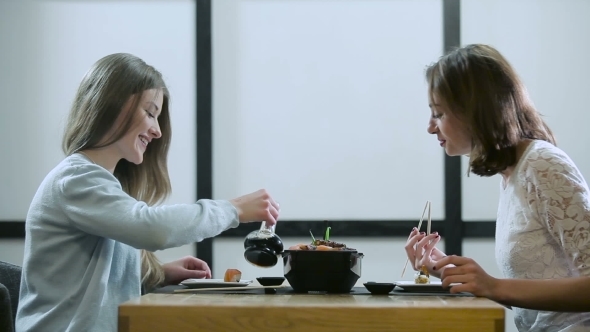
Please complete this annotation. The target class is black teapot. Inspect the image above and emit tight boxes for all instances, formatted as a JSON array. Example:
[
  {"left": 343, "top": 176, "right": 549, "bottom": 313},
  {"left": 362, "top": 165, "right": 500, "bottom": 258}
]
[{"left": 244, "top": 221, "right": 284, "bottom": 267}]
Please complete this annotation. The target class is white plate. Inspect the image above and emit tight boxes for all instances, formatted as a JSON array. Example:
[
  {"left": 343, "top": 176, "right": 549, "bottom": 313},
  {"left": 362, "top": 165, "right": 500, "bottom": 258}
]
[
  {"left": 394, "top": 280, "right": 456, "bottom": 293},
  {"left": 180, "top": 278, "right": 253, "bottom": 289}
]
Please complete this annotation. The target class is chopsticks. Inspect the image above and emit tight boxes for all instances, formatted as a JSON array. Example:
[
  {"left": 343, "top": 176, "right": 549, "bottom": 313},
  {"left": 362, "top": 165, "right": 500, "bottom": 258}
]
[
  {"left": 426, "top": 200, "right": 431, "bottom": 236},
  {"left": 401, "top": 200, "right": 431, "bottom": 278}
]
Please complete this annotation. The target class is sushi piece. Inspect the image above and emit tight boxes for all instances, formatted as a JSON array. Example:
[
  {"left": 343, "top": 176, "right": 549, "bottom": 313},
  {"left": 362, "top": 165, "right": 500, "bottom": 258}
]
[
  {"left": 414, "top": 265, "right": 430, "bottom": 284},
  {"left": 224, "top": 268, "right": 242, "bottom": 282}
]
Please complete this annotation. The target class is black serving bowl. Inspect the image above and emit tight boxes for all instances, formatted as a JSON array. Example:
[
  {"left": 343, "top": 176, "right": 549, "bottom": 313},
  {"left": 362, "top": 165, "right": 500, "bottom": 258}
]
[
  {"left": 256, "top": 277, "right": 286, "bottom": 286},
  {"left": 363, "top": 282, "right": 395, "bottom": 295},
  {"left": 282, "top": 250, "right": 364, "bottom": 293}
]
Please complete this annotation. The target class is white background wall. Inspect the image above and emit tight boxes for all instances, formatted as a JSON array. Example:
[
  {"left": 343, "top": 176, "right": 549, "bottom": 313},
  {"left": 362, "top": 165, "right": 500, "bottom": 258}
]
[
  {"left": 1, "top": 1, "right": 589, "bottom": 332},
  {"left": 212, "top": 0, "right": 446, "bottom": 220}
]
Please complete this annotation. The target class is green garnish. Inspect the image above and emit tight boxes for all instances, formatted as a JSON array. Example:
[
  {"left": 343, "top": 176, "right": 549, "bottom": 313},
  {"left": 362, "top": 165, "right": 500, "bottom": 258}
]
[
  {"left": 325, "top": 227, "right": 331, "bottom": 241},
  {"left": 309, "top": 229, "right": 316, "bottom": 243}
]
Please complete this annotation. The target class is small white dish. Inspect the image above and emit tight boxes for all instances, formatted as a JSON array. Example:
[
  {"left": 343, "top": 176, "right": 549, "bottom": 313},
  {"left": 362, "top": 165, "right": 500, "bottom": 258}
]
[{"left": 180, "top": 278, "right": 253, "bottom": 289}]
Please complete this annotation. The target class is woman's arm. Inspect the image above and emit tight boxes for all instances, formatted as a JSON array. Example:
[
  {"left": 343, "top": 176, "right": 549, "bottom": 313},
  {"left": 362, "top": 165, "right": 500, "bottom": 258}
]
[
  {"left": 492, "top": 277, "right": 590, "bottom": 312},
  {"left": 506, "top": 147, "right": 590, "bottom": 311},
  {"left": 436, "top": 256, "right": 590, "bottom": 311},
  {"left": 526, "top": 149, "right": 590, "bottom": 276},
  {"left": 59, "top": 163, "right": 239, "bottom": 251}
]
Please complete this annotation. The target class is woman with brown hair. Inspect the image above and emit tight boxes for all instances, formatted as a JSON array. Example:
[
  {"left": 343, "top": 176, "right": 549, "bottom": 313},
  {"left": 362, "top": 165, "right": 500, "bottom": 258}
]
[
  {"left": 405, "top": 44, "right": 590, "bottom": 331},
  {"left": 15, "top": 53, "right": 279, "bottom": 332}
]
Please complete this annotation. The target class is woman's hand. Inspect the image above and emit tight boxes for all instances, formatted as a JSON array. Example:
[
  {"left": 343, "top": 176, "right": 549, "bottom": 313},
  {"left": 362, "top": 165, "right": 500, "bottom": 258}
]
[
  {"left": 230, "top": 189, "right": 280, "bottom": 226},
  {"left": 435, "top": 255, "right": 499, "bottom": 298},
  {"left": 404, "top": 227, "right": 447, "bottom": 278},
  {"left": 161, "top": 256, "right": 212, "bottom": 286}
]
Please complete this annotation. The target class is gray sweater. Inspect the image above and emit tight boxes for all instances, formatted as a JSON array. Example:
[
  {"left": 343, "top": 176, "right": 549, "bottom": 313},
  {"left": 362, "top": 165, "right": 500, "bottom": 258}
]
[{"left": 15, "top": 153, "right": 239, "bottom": 332}]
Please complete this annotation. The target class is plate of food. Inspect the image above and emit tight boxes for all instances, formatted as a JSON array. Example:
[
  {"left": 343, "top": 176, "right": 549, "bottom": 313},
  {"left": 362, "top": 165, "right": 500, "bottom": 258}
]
[
  {"left": 180, "top": 269, "right": 252, "bottom": 288},
  {"left": 393, "top": 280, "right": 452, "bottom": 293},
  {"left": 180, "top": 279, "right": 252, "bottom": 288}
]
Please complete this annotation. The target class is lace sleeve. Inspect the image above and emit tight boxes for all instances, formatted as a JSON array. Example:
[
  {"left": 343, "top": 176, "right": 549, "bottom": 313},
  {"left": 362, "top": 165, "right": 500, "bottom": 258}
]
[{"left": 524, "top": 147, "right": 590, "bottom": 274}]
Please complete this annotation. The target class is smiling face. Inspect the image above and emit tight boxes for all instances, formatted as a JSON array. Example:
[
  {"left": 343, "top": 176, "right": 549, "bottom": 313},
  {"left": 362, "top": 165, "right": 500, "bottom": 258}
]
[
  {"left": 82, "top": 88, "right": 165, "bottom": 172},
  {"left": 113, "top": 88, "right": 164, "bottom": 165},
  {"left": 426, "top": 92, "right": 472, "bottom": 156}
]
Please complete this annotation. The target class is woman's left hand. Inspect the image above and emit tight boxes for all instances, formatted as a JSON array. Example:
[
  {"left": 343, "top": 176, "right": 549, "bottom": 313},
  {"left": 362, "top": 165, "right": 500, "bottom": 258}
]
[
  {"left": 161, "top": 256, "right": 212, "bottom": 286},
  {"left": 435, "top": 255, "right": 499, "bottom": 298}
]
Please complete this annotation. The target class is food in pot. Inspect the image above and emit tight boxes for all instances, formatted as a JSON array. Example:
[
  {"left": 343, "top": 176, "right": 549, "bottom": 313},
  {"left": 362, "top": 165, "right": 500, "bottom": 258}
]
[
  {"left": 224, "top": 268, "right": 242, "bottom": 282},
  {"left": 287, "top": 226, "right": 356, "bottom": 251},
  {"left": 288, "top": 239, "right": 355, "bottom": 251},
  {"left": 414, "top": 265, "right": 430, "bottom": 284}
]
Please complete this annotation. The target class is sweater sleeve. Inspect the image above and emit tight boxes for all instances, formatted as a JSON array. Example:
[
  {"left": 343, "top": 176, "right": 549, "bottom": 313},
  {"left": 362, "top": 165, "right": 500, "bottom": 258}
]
[
  {"left": 525, "top": 147, "right": 590, "bottom": 275},
  {"left": 57, "top": 162, "right": 239, "bottom": 251}
]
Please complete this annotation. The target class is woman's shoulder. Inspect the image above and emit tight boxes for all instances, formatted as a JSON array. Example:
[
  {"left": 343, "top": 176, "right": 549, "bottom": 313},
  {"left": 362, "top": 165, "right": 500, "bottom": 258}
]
[
  {"left": 523, "top": 140, "right": 575, "bottom": 169},
  {"left": 520, "top": 140, "right": 586, "bottom": 185},
  {"left": 44, "top": 154, "right": 117, "bottom": 190},
  {"left": 49, "top": 153, "right": 102, "bottom": 176}
]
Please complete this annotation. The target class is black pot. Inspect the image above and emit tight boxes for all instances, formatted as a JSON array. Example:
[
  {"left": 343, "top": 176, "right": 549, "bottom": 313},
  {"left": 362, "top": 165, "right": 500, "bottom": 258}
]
[{"left": 281, "top": 250, "right": 364, "bottom": 293}]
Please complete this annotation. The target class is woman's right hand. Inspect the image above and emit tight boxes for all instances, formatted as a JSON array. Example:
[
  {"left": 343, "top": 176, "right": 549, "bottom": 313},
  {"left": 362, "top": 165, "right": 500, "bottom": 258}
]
[
  {"left": 229, "top": 189, "right": 280, "bottom": 226},
  {"left": 404, "top": 227, "right": 447, "bottom": 278}
]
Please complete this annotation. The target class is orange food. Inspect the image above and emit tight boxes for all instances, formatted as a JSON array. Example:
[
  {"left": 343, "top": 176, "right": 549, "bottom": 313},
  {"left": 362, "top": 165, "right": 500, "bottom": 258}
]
[
  {"left": 287, "top": 241, "right": 354, "bottom": 251},
  {"left": 316, "top": 245, "right": 333, "bottom": 251},
  {"left": 224, "top": 268, "right": 242, "bottom": 282},
  {"left": 421, "top": 265, "right": 429, "bottom": 277},
  {"left": 415, "top": 265, "right": 430, "bottom": 284},
  {"left": 289, "top": 244, "right": 313, "bottom": 250}
]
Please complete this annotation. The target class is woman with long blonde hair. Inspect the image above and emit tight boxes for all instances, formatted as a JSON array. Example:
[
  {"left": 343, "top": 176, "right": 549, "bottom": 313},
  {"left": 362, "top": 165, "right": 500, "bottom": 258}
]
[{"left": 15, "top": 53, "right": 279, "bottom": 332}]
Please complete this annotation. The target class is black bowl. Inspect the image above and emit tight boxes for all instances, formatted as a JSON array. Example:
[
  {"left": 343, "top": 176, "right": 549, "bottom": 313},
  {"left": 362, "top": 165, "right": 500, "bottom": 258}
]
[
  {"left": 363, "top": 282, "right": 395, "bottom": 295},
  {"left": 256, "top": 277, "right": 286, "bottom": 286},
  {"left": 282, "top": 250, "right": 364, "bottom": 293}
]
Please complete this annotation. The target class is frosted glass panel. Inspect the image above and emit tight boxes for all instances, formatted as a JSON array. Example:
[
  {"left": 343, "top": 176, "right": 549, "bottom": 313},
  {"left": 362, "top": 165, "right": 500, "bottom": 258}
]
[
  {"left": 213, "top": 0, "right": 445, "bottom": 220},
  {"left": 461, "top": 0, "right": 590, "bottom": 221}
]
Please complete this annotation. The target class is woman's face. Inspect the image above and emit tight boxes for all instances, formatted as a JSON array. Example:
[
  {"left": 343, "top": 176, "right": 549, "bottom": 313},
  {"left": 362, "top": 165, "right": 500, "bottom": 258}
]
[
  {"left": 114, "top": 88, "right": 164, "bottom": 165},
  {"left": 426, "top": 92, "right": 471, "bottom": 156}
]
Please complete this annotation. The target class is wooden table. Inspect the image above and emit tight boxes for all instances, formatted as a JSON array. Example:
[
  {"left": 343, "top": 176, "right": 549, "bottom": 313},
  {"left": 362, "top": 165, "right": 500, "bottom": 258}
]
[{"left": 118, "top": 287, "right": 505, "bottom": 332}]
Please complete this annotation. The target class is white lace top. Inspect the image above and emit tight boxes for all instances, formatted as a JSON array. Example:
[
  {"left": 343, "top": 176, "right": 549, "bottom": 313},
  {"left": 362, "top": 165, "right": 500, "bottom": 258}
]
[{"left": 496, "top": 140, "right": 590, "bottom": 331}]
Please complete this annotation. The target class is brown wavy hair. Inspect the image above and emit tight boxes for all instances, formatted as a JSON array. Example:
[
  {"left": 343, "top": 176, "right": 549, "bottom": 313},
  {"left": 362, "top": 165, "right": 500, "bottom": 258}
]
[
  {"left": 62, "top": 53, "right": 171, "bottom": 290},
  {"left": 425, "top": 44, "right": 555, "bottom": 176}
]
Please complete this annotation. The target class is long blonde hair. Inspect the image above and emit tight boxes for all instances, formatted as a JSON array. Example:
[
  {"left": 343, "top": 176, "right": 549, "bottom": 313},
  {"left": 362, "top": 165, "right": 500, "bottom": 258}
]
[{"left": 62, "top": 53, "right": 172, "bottom": 290}]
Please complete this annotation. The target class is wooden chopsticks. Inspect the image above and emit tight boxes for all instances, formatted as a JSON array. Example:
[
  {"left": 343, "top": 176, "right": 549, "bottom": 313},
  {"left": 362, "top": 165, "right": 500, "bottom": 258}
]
[{"left": 401, "top": 201, "right": 431, "bottom": 278}]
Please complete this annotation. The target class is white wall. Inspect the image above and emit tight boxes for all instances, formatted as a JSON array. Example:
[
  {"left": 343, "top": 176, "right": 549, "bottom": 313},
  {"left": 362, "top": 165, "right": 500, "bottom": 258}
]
[{"left": 213, "top": 0, "right": 446, "bottom": 221}]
